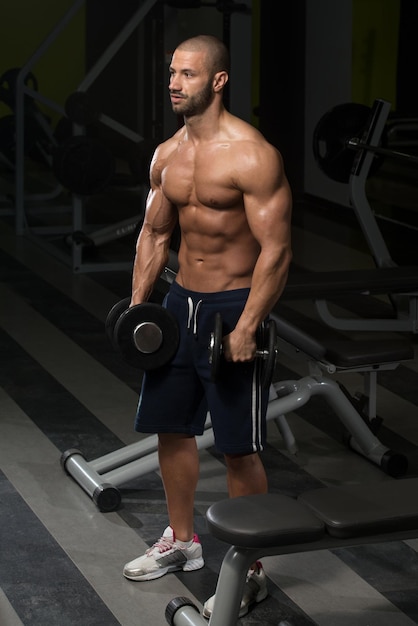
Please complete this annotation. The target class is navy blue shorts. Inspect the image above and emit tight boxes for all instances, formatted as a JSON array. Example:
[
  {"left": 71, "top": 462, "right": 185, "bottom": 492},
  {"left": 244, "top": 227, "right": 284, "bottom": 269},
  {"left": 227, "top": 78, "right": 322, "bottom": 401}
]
[{"left": 135, "top": 282, "right": 269, "bottom": 454}]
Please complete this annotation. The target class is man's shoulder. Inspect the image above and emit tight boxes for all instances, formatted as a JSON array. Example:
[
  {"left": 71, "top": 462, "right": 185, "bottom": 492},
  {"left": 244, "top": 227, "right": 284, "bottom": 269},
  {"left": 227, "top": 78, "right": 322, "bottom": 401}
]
[
  {"left": 228, "top": 114, "right": 277, "bottom": 150},
  {"left": 153, "top": 129, "right": 184, "bottom": 165}
]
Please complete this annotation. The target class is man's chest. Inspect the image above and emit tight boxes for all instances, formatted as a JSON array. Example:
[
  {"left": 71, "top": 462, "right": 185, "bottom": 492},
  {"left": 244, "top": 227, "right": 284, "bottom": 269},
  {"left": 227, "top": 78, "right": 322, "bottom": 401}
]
[{"left": 161, "top": 149, "right": 241, "bottom": 208}]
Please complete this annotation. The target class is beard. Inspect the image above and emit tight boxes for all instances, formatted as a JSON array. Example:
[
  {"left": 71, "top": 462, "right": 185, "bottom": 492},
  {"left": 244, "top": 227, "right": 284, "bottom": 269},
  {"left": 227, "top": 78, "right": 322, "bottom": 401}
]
[{"left": 171, "top": 80, "right": 215, "bottom": 117}]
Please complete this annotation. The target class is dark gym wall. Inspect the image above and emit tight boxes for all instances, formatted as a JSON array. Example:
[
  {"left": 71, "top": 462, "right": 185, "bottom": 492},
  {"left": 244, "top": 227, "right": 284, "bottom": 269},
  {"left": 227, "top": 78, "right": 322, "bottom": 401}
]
[
  {"left": 303, "top": 0, "right": 353, "bottom": 206},
  {"left": 352, "top": 0, "right": 400, "bottom": 109},
  {"left": 397, "top": 0, "right": 418, "bottom": 116},
  {"left": 351, "top": 0, "right": 418, "bottom": 116},
  {"left": 85, "top": 0, "right": 168, "bottom": 142},
  {"left": 257, "top": 0, "right": 306, "bottom": 193},
  {"left": 0, "top": 1, "right": 85, "bottom": 124},
  {"left": 85, "top": 0, "right": 143, "bottom": 132}
]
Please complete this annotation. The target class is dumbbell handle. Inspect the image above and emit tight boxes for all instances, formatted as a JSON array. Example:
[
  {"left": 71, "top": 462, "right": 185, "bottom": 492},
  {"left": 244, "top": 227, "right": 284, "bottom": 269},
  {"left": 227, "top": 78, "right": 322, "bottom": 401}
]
[
  {"left": 210, "top": 313, "right": 277, "bottom": 389},
  {"left": 214, "top": 343, "right": 269, "bottom": 360}
]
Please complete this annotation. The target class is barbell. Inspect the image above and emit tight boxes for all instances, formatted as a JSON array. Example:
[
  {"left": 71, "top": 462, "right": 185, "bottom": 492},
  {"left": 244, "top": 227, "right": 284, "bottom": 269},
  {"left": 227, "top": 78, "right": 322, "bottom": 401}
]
[{"left": 313, "top": 101, "right": 418, "bottom": 183}]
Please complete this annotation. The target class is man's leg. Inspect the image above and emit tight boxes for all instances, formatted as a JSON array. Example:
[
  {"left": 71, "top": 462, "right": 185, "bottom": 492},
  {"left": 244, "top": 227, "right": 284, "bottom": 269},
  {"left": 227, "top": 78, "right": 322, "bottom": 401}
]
[
  {"left": 158, "top": 432, "right": 200, "bottom": 541},
  {"left": 224, "top": 451, "right": 268, "bottom": 498},
  {"left": 123, "top": 431, "right": 204, "bottom": 581}
]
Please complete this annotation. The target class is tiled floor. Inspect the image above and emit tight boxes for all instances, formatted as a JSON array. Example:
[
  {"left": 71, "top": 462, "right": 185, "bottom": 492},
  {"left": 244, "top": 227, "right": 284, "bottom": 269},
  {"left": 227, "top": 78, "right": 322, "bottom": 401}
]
[{"left": 1, "top": 179, "right": 418, "bottom": 626}]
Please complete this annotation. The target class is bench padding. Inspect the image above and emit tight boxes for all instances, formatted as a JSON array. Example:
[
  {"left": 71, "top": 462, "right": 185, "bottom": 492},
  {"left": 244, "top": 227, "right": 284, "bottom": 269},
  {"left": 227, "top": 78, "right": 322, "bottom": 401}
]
[
  {"left": 299, "top": 477, "right": 418, "bottom": 538},
  {"left": 206, "top": 479, "right": 418, "bottom": 550},
  {"left": 206, "top": 493, "right": 324, "bottom": 548},
  {"left": 284, "top": 266, "right": 418, "bottom": 299}
]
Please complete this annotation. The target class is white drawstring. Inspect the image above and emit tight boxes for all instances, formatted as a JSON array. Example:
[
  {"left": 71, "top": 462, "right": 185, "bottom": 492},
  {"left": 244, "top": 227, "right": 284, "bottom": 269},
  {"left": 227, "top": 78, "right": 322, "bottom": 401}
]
[
  {"left": 193, "top": 300, "right": 203, "bottom": 335},
  {"left": 187, "top": 297, "right": 193, "bottom": 329},
  {"left": 186, "top": 297, "right": 203, "bottom": 336}
]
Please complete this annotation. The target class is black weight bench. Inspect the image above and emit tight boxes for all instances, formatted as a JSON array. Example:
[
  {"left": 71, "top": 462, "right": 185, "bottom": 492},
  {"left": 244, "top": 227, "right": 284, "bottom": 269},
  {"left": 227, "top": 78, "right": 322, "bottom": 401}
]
[
  {"left": 282, "top": 265, "right": 418, "bottom": 333},
  {"left": 284, "top": 266, "right": 418, "bottom": 301},
  {"left": 268, "top": 307, "right": 413, "bottom": 476},
  {"left": 166, "top": 477, "right": 418, "bottom": 626}
]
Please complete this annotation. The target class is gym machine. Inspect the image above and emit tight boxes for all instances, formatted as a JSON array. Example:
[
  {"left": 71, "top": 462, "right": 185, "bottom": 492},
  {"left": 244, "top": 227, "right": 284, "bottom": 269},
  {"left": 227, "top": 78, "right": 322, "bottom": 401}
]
[
  {"left": 0, "top": 67, "right": 65, "bottom": 215},
  {"left": 13, "top": 0, "right": 160, "bottom": 272},
  {"left": 290, "top": 97, "right": 418, "bottom": 333}
]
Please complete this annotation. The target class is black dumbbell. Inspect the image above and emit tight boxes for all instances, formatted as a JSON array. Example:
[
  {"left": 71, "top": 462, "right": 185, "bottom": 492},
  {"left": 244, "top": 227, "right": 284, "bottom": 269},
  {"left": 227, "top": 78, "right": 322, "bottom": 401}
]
[
  {"left": 106, "top": 298, "right": 179, "bottom": 369},
  {"left": 209, "top": 312, "right": 278, "bottom": 388}
]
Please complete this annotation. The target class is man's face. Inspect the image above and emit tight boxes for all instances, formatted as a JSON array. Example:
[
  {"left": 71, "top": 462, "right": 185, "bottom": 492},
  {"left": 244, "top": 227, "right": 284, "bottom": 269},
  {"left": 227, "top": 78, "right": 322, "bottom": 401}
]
[{"left": 169, "top": 49, "right": 215, "bottom": 116}]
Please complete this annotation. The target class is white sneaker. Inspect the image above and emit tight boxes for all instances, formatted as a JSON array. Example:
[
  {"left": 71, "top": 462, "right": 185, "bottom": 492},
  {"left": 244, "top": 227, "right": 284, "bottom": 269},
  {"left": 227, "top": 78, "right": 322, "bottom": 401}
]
[
  {"left": 123, "top": 526, "right": 204, "bottom": 581},
  {"left": 202, "top": 561, "right": 268, "bottom": 619}
]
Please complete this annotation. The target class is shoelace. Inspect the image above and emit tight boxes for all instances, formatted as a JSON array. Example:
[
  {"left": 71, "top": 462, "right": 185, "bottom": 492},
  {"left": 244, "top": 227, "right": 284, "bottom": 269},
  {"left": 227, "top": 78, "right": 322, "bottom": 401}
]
[
  {"left": 246, "top": 569, "right": 255, "bottom": 582},
  {"left": 246, "top": 564, "right": 261, "bottom": 582},
  {"left": 146, "top": 536, "right": 174, "bottom": 555}
]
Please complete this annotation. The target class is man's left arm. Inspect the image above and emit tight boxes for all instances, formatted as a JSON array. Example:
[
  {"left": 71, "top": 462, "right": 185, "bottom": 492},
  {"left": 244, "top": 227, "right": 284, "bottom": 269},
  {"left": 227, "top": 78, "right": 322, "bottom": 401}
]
[{"left": 229, "top": 144, "right": 293, "bottom": 361}]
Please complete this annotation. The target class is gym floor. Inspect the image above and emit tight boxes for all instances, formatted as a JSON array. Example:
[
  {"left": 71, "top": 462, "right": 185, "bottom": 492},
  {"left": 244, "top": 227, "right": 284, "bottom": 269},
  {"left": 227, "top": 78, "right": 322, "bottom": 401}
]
[{"left": 1, "top": 174, "right": 418, "bottom": 626}]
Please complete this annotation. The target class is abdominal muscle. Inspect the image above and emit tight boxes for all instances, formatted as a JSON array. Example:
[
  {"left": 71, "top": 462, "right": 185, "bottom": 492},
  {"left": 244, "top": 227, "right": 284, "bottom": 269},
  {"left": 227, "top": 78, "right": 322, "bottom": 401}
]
[{"left": 174, "top": 206, "right": 261, "bottom": 293}]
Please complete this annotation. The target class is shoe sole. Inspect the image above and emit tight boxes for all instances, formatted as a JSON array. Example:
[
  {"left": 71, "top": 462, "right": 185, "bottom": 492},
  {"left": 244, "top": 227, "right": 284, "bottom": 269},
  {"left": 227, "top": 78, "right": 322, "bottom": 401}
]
[
  {"left": 202, "top": 587, "right": 268, "bottom": 619},
  {"left": 124, "top": 557, "right": 204, "bottom": 582},
  {"left": 238, "top": 587, "right": 268, "bottom": 618},
  {"left": 124, "top": 563, "right": 183, "bottom": 581}
]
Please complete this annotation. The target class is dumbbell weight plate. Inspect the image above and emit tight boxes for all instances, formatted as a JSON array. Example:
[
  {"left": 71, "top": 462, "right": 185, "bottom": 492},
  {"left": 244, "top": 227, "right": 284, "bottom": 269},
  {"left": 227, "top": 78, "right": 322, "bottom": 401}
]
[
  {"left": 65, "top": 91, "right": 99, "bottom": 126},
  {"left": 52, "top": 135, "right": 115, "bottom": 195},
  {"left": 261, "top": 318, "right": 278, "bottom": 389},
  {"left": 114, "top": 302, "right": 179, "bottom": 370},
  {"left": 105, "top": 297, "right": 131, "bottom": 349},
  {"left": 209, "top": 313, "right": 277, "bottom": 389}
]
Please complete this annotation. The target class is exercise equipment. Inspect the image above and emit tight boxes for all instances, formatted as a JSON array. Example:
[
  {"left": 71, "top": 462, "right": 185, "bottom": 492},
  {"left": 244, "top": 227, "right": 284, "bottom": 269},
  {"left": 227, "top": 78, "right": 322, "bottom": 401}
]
[
  {"left": 209, "top": 312, "right": 278, "bottom": 388},
  {"left": 313, "top": 100, "right": 418, "bottom": 183},
  {"left": 52, "top": 135, "right": 115, "bottom": 196},
  {"left": 0, "top": 67, "right": 57, "bottom": 170},
  {"left": 313, "top": 102, "right": 382, "bottom": 183},
  {"left": 108, "top": 299, "right": 276, "bottom": 378},
  {"left": 0, "top": 67, "right": 38, "bottom": 109},
  {"left": 12, "top": 0, "right": 161, "bottom": 273},
  {"left": 166, "top": 478, "right": 418, "bottom": 626},
  {"left": 0, "top": 113, "right": 52, "bottom": 168},
  {"left": 287, "top": 98, "right": 418, "bottom": 334},
  {"left": 61, "top": 286, "right": 411, "bottom": 511},
  {"left": 105, "top": 297, "right": 131, "bottom": 348},
  {"left": 55, "top": 93, "right": 157, "bottom": 197},
  {"left": 64, "top": 91, "right": 99, "bottom": 127},
  {"left": 106, "top": 299, "right": 180, "bottom": 369}
]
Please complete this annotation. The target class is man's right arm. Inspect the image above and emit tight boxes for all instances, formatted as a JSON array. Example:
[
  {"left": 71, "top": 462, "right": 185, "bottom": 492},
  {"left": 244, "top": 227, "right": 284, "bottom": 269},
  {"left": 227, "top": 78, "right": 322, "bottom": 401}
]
[{"left": 131, "top": 148, "right": 178, "bottom": 306}]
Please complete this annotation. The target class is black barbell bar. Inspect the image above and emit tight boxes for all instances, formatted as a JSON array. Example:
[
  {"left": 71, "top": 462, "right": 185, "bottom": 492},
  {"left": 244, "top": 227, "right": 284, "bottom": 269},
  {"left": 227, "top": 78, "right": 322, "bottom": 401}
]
[
  {"left": 347, "top": 137, "right": 418, "bottom": 165},
  {"left": 313, "top": 101, "right": 418, "bottom": 183}
]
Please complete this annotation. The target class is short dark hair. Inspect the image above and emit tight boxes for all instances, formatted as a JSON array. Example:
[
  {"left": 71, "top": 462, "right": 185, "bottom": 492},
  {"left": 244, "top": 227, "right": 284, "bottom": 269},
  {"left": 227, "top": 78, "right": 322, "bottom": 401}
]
[{"left": 176, "top": 35, "right": 230, "bottom": 75}]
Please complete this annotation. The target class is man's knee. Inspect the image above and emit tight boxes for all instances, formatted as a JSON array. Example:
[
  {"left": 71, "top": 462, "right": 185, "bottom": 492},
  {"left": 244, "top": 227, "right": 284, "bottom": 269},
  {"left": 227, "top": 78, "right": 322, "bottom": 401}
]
[{"left": 224, "top": 451, "right": 260, "bottom": 470}]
